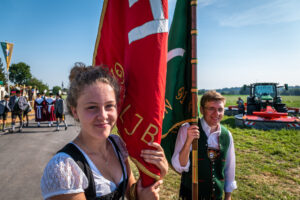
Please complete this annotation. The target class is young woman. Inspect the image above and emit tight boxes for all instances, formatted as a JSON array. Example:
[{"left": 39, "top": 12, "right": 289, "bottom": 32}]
[
  {"left": 41, "top": 63, "right": 168, "bottom": 200},
  {"left": 34, "top": 93, "right": 45, "bottom": 127}
]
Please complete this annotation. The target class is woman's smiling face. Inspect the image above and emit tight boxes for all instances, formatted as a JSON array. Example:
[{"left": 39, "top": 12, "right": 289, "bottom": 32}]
[{"left": 71, "top": 80, "right": 118, "bottom": 140}]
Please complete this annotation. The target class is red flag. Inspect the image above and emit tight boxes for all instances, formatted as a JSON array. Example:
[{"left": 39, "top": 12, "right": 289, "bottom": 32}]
[{"left": 93, "top": 0, "right": 168, "bottom": 186}]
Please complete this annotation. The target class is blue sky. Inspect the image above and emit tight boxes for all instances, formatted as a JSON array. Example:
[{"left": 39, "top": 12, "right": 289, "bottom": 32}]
[{"left": 0, "top": 0, "right": 299, "bottom": 90}]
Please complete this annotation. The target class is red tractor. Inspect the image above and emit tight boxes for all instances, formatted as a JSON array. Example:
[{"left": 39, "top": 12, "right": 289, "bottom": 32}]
[{"left": 235, "top": 83, "right": 300, "bottom": 130}]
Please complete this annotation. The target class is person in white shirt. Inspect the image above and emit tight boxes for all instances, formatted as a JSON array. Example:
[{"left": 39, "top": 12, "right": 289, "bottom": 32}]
[{"left": 172, "top": 90, "right": 237, "bottom": 200}]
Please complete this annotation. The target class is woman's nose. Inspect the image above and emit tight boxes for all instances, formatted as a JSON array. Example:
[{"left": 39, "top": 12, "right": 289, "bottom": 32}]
[{"left": 97, "top": 108, "right": 108, "bottom": 120}]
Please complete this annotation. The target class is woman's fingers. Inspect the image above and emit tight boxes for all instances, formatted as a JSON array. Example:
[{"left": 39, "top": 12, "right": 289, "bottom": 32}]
[
  {"left": 143, "top": 158, "right": 168, "bottom": 178},
  {"left": 140, "top": 143, "right": 165, "bottom": 161},
  {"left": 141, "top": 143, "right": 165, "bottom": 161},
  {"left": 142, "top": 157, "right": 163, "bottom": 165},
  {"left": 141, "top": 152, "right": 163, "bottom": 160},
  {"left": 141, "top": 149, "right": 164, "bottom": 156},
  {"left": 140, "top": 152, "right": 164, "bottom": 161},
  {"left": 147, "top": 142, "right": 163, "bottom": 151},
  {"left": 137, "top": 179, "right": 162, "bottom": 200},
  {"left": 140, "top": 143, "right": 168, "bottom": 178},
  {"left": 153, "top": 179, "right": 163, "bottom": 189}
]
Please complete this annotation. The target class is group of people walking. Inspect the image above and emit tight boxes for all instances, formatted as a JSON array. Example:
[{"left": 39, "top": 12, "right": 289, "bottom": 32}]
[
  {"left": 0, "top": 90, "right": 31, "bottom": 133},
  {"left": 0, "top": 89, "right": 67, "bottom": 133},
  {"left": 34, "top": 92, "right": 68, "bottom": 131}
]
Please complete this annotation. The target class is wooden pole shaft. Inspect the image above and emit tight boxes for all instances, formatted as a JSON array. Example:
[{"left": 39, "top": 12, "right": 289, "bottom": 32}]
[{"left": 191, "top": 1, "right": 198, "bottom": 200}]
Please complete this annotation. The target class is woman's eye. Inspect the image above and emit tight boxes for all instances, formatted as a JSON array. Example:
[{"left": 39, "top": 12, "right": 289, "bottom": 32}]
[
  {"left": 87, "top": 106, "right": 96, "bottom": 110},
  {"left": 106, "top": 104, "right": 116, "bottom": 109}
]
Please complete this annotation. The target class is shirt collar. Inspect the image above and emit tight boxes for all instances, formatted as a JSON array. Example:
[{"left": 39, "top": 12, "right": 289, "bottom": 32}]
[{"left": 200, "top": 117, "right": 221, "bottom": 137}]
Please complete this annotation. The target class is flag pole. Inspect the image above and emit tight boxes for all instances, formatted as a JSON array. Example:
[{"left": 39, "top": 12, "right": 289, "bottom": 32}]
[{"left": 190, "top": 0, "right": 198, "bottom": 200}]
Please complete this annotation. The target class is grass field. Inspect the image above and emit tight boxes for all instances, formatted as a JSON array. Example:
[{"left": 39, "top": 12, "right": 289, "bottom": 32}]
[
  {"left": 128, "top": 95, "right": 300, "bottom": 199},
  {"left": 221, "top": 95, "right": 300, "bottom": 108}
]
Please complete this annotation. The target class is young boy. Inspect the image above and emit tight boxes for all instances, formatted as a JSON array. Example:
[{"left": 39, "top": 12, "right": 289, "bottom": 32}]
[
  {"left": 172, "top": 91, "right": 237, "bottom": 200},
  {"left": 23, "top": 97, "right": 32, "bottom": 127},
  {"left": 9, "top": 90, "right": 28, "bottom": 133},
  {"left": 0, "top": 95, "right": 11, "bottom": 132},
  {"left": 54, "top": 93, "right": 67, "bottom": 131}
]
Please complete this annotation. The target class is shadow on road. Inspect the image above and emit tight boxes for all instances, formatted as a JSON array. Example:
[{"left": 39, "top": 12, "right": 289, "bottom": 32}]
[{"left": 0, "top": 124, "right": 75, "bottom": 136}]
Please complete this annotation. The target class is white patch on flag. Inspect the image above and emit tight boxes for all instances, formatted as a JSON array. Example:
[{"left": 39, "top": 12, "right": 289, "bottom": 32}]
[
  {"left": 128, "top": 19, "right": 168, "bottom": 44},
  {"left": 149, "top": 0, "right": 165, "bottom": 19},
  {"left": 167, "top": 48, "right": 185, "bottom": 62},
  {"left": 128, "top": 0, "right": 168, "bottom": 44}
]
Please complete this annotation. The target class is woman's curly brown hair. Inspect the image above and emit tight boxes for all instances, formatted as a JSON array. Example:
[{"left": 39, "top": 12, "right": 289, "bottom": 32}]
[{"left": 66, "top": 62, "right": 120, "bottom": 119}]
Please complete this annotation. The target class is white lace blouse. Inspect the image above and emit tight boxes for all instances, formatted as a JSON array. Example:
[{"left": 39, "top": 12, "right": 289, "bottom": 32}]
[{"left": 40, "top": 135, "right": 128, "bottom": 199}]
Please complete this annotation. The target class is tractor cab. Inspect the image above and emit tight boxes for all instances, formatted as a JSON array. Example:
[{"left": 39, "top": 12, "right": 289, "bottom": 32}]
[{"left": 254, "top": 84, "right": 276, "bottom": 99}]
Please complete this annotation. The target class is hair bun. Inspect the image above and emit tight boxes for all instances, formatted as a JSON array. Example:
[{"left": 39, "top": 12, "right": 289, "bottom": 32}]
[{"left": 69, "top": 62, "right": 87, "bottom": 82}]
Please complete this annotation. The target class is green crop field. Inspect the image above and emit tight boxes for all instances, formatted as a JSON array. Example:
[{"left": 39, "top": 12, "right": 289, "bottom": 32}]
[
  {"left": 127, "top": 95, "right": 300, "bottom": 199},
  {"left": 221, "top": 95, "right": 300, "bottom": 108}
]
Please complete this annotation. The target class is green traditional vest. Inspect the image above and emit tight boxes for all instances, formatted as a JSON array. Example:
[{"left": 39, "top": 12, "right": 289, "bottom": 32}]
[{"left": 179, "top": 121, "right": 230, "bottom": 200}]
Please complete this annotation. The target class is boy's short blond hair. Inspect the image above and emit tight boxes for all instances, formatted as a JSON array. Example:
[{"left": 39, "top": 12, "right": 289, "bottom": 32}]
[{"left": 200, "top": 90, "right": 226, "bottom": 107}]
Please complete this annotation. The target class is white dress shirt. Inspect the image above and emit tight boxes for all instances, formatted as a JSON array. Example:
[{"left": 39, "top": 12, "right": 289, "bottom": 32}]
[{"left": 171, "top": 118, "right": 237, "bottom": 192}]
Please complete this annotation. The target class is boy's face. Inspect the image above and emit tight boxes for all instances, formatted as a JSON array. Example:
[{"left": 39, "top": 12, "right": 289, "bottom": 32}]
[{"left": 200, "top": 100, "right": 225, "bottom": 128}]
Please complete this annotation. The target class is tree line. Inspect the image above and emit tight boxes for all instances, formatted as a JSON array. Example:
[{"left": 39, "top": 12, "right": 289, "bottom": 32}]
[
  {"left": 2, "top": 58, "right": 299, "bottom": 96},
  {"left": 0, "top": 58, "right": 62, "bottom": 94}
]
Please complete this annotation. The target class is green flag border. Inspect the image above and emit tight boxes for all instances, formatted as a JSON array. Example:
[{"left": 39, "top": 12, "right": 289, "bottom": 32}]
[{"left": 162, "top": 118, "right": 197, "bottom": 139}]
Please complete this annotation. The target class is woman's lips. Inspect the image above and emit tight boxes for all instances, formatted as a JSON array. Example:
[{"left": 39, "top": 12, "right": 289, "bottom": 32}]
[{"left": 94, "top": 123, "right": 109, "bottom": 128}]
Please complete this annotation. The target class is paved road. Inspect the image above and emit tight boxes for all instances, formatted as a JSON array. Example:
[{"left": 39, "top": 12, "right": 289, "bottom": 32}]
[{"left": 0, "top": 115, "right": 79, "bottom": 200}]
